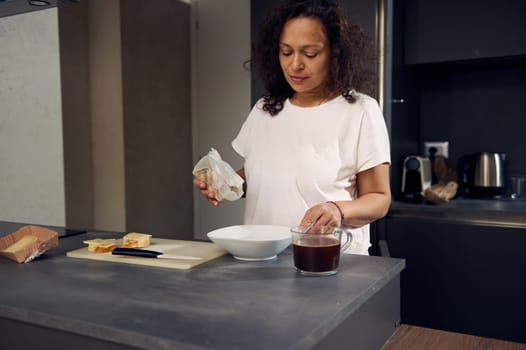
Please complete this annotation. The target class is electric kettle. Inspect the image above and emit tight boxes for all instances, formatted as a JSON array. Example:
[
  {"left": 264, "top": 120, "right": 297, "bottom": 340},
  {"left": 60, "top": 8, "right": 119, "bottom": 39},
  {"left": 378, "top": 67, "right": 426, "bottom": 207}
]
[{"left": 457, "top": 152, "right": 506, "bottom": 198}]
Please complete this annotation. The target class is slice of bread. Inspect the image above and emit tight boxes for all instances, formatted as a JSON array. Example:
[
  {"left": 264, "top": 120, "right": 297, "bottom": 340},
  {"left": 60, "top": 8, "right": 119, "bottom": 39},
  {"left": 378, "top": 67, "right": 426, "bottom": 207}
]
[
  {"left": 1, "top": 235, "right": 39, "bottom": 254},
  {"left": 122, "top": 232, "right": 152, "bottom": 248},
  {"left": 193, "top": 168, "right": 210, "bottom": 183},
  {"left": 193, "top": 168, "right": 216, "bottom": 194},
  {"left": 83, "top": 238, "right": 117, "bottom": 253}
]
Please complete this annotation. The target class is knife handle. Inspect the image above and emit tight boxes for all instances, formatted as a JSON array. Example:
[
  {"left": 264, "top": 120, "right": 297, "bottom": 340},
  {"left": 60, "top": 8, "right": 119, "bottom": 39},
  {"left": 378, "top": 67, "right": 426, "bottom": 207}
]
[{"left": 112, "top": 248, "right": 161, "bottom": 258}]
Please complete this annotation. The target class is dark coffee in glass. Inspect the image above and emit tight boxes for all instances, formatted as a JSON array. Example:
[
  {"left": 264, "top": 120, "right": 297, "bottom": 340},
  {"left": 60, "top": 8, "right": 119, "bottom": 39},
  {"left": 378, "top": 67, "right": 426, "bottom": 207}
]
[
  {"left": 293, "top": 236, "right": 340, "bottom": 273},
  {"left": 291, "top": 226, "right": 353, "bottom": 276}
]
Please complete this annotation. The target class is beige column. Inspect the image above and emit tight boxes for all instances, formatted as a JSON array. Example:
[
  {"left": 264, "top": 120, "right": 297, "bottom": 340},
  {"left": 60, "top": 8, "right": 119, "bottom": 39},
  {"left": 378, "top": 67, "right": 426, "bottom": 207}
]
[{"left": 88, "top": 0, "right": 126, "bottom": 232}]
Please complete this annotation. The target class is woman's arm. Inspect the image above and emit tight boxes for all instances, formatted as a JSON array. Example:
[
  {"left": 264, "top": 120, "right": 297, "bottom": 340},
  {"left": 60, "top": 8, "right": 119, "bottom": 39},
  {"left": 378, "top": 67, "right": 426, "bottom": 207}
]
[
  {"left": 299, "top": 163, "right": 391, "bottom": 227},
  {"left": 339, "top": 162, "right": 391, "bottom": 227},
  {"left": 237, "top": 167, "right": 247, "bottom": 198}
]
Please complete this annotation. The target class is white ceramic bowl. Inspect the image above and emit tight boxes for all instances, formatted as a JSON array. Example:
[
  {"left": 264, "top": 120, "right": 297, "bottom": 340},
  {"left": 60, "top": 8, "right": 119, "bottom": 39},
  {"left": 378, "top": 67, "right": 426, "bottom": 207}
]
[{"left": 207, "top": 225, "right": 292, "bottom": 261}]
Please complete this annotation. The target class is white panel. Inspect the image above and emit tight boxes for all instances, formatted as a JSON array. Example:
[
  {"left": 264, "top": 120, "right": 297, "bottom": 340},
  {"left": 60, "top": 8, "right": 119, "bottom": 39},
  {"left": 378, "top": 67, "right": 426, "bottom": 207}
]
[
  {"left": 0, "top": 9, "right": 65, "bottom": 226},
  {"left": 191, "top": 0, "right": 251, "bottom": 239}
]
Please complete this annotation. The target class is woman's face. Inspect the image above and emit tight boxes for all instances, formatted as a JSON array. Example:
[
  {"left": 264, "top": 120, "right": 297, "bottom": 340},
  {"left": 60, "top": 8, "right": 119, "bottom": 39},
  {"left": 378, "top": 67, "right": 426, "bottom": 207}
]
[{"left": 279, "top": 17, "right": 331, "bottom": 97}]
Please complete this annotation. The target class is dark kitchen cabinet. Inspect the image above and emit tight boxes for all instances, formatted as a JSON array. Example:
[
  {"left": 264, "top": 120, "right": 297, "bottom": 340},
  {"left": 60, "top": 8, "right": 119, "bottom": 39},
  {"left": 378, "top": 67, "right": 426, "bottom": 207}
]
[
  {"left": 381, "top": 2, "right": 526, "bottom": 343},
  {"left": 386, "top": 214, "right": 526, "bottom": 343},
  {"left": 404, "top": 0, "right": 526, "bottom": 64},
  {"left": 388, "top": 1, "right": 526, "bottom": 201}
]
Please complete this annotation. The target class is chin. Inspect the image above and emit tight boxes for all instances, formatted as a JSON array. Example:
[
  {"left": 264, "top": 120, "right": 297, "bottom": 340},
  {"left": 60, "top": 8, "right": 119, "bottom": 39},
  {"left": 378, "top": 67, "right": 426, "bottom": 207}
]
[{"left": 289, "top": 84, "right": 311, "bottom": 93}]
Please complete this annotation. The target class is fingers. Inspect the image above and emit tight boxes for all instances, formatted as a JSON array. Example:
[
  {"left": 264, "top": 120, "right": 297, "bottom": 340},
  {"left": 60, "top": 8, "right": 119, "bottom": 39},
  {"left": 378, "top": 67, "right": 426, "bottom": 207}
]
[
  {"left": 299, "top": 211, "right": 319, "bottom": 228},
  {"left": 193, "top": 178, "right": 206, "bottom": 189},
  {"left": 193, "top": 178, "right": 220, "bottom": 207},
  {"left": 299, "top": 203, "right": 341, "bottom": 228},
  {"left": 207, "top": 197, "right": 220, "bottom": 207},
  {"left": 206, "top": 190, "right": 220, "bottom": 207}
]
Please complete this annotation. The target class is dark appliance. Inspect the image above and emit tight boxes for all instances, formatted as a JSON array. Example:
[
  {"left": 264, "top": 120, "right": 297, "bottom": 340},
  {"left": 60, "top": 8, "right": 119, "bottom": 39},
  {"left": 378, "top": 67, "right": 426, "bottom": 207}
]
[
  {"left": 457, "top": 152, "right": 506, "bottom": 198},
  {"left": 401, "top": 156, "right": 432, "bottom": 202}
]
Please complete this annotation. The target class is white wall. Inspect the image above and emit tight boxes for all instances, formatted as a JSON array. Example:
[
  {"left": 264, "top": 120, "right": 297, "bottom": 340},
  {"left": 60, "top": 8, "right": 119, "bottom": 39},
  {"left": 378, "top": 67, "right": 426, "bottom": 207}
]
[
  {"left": 0, "top": 9, "right": 65, "bottom": 226},
  {"left": 191, "top": 0, "right": 251, "bottom": 239}
]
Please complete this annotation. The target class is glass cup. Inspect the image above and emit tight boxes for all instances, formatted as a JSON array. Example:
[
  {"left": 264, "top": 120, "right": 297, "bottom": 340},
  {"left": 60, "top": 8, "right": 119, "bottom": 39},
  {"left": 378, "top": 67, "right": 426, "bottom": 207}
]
[
  {"left": 509, "top": 175, "right": 525, "bottom": 199},
  {"left": 290, "top": 226, "right": 353, "bottom": 276}
]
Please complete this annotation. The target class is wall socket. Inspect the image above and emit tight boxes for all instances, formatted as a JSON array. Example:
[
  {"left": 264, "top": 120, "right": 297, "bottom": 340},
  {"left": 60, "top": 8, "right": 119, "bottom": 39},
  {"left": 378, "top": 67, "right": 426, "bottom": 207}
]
[{"left": 424, "top": 141, "right": 449, "bottom": 158}]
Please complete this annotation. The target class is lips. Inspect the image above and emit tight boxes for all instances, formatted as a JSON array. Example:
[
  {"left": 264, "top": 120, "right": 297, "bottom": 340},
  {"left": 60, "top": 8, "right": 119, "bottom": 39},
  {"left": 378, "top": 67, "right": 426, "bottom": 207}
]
[{"left": 289, "top": 75, "right": 307, "bottom": 84}]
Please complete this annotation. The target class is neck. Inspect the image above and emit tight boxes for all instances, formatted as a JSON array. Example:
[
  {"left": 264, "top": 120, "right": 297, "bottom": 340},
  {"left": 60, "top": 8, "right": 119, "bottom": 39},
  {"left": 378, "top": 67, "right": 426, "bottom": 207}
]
[{"left": 290, "top": 91, "right": 338, "bottom": 107}]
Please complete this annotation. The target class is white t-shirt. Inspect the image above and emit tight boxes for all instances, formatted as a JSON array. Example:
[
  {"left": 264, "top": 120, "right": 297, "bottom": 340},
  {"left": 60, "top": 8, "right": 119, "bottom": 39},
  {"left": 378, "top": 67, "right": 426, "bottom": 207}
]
[{"left": 232, "top": 93, "right": 390, "bottom": 255}]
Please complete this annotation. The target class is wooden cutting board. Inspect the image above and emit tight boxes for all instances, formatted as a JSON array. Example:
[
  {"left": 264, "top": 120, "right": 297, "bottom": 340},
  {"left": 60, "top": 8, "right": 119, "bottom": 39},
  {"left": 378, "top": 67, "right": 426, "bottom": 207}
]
[{"left": 66, "top": 238, "right": 227, "bottom": 270}]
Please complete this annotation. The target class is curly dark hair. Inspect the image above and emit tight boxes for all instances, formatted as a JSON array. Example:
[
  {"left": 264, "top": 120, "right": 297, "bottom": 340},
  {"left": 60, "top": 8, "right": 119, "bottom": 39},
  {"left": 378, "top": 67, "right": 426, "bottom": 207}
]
[{"left": 251, "top": 0, "right": 375, "bottom": 116}]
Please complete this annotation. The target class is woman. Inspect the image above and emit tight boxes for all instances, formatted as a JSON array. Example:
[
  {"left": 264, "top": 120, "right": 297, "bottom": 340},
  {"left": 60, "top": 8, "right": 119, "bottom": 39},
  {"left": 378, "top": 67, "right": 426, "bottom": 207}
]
[{"left": 194, "top": 0, "right": 391, "bottom": 255}]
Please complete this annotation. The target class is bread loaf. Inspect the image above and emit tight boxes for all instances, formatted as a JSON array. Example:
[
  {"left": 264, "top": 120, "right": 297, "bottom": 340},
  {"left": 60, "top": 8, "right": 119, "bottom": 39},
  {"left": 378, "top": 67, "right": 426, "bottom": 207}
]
[
  {"left": 194, "top": 168, "right": 210, "bottom": 183},
  {"left": 194, "top": 168, "right": 234, "bottom": 200},
  {"left": 193, "top": 168, "right": 215, "bottom": 194},
  {"left": 1, "top": 235, "right": 39, "bottom": 254},
  {"left": 83, "top": 239, "right": 117, "bottom": 253},
  {"left": 122, "top": 232, "right": 152, "bottom": 248},
  {"left": 423, "top": 181, "right": 458, "bottom": 204}
]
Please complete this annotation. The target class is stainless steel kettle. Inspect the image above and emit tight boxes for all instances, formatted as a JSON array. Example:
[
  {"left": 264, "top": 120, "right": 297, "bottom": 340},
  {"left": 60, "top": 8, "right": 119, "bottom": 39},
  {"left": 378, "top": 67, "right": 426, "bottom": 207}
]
[{"left": 457, "top": 152, "right": 506, "bottom": 198}]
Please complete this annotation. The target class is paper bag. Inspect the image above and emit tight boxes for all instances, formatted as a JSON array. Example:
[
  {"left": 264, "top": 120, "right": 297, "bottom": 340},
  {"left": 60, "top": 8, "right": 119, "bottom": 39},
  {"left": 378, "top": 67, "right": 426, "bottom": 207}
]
[{"left": 192, "top": 148, "right": 244, "bottom": 201}]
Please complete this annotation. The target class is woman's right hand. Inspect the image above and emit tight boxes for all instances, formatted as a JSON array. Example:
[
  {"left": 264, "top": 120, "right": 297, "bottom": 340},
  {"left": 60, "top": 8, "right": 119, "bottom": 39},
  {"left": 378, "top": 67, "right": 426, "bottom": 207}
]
[{"left": 193, "top": 178, "right": 220, "bottom": 207}]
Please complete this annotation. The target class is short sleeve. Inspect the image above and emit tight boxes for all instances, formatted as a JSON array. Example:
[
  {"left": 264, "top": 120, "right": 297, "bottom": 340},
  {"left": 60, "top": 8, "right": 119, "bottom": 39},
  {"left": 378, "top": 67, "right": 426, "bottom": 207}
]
[
  {"left": 232, "top": 101, "right": 262, "bottom": 158},
  {"left": 355, "top": 97, "right": 391, "bottom": 172},
  {"left": 232, "top": 120, "right": 248, "bottom": 158}
]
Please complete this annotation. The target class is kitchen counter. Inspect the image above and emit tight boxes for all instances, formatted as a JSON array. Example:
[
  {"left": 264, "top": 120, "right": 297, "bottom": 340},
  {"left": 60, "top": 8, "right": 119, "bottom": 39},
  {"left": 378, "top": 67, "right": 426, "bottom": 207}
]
[
  {"left": 390, "top": 197, "right": 526, "bottom": 228},
  {"left": 0, "top": 229, "right": 405, "bottom": 350}
]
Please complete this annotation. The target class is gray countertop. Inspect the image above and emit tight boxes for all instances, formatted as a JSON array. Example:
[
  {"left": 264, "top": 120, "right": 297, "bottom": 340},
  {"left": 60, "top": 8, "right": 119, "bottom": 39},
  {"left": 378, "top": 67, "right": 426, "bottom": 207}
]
[
  {"left": 0, "top": 229, "right": 405, "bottom": 350},
  {"left": 390, "top": 198, "right": 526, "bottom": 228}
]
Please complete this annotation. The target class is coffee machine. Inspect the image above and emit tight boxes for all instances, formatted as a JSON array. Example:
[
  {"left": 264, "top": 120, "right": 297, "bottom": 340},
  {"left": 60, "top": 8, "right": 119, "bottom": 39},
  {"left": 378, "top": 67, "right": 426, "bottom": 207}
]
[{"left": 401, "top": 156, "right": 432, "bottom": 201}]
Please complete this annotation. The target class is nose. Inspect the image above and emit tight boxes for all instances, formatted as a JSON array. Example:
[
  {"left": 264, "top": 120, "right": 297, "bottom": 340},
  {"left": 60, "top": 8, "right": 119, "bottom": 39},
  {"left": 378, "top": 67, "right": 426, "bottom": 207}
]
[{"left": 291, "top": 54, "right": 304, "bottom": 71}]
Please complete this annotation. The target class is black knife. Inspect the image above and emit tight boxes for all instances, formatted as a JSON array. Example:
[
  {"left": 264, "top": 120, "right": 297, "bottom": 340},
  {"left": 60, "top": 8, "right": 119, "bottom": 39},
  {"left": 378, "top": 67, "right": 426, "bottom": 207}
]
[{"left": 112, "top": 247, "right": 202, "bottom": 260}]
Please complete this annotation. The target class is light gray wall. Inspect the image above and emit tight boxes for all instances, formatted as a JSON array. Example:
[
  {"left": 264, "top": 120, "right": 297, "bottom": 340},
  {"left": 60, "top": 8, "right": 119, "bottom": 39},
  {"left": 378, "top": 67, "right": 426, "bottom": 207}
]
[
  {"left": 59, "top": 0, "right": 126, "bottom": 232},
  {"left": 89, "top": 0, "right": 126, "bottom": 232},
  {"left": 0, "top": 0, "right": 244, "bottom": 238},
  {"left": 60, "top": 0, "right": 193, "bottom": 237},
  {"left": 121, "top": 0, "right": 193, "bottom": 239},
  {"left": 0, "top": 9, "right": 65, "bottom": 226},
  {"left": 191, "top": 0, "right": 251, "bottom": 239},
  {"left": 0, "top": 2, "right": 126, "bottom": 231},
  {"left": 58, "top": 0, "right": 93, "bottom": 230}
]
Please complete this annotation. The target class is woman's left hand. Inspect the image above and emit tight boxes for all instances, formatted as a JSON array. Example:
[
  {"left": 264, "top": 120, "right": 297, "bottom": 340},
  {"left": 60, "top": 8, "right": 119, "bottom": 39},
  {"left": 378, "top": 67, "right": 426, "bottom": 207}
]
[{"left": 299, "top": 202, "right": 342, "bottom": 228}]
